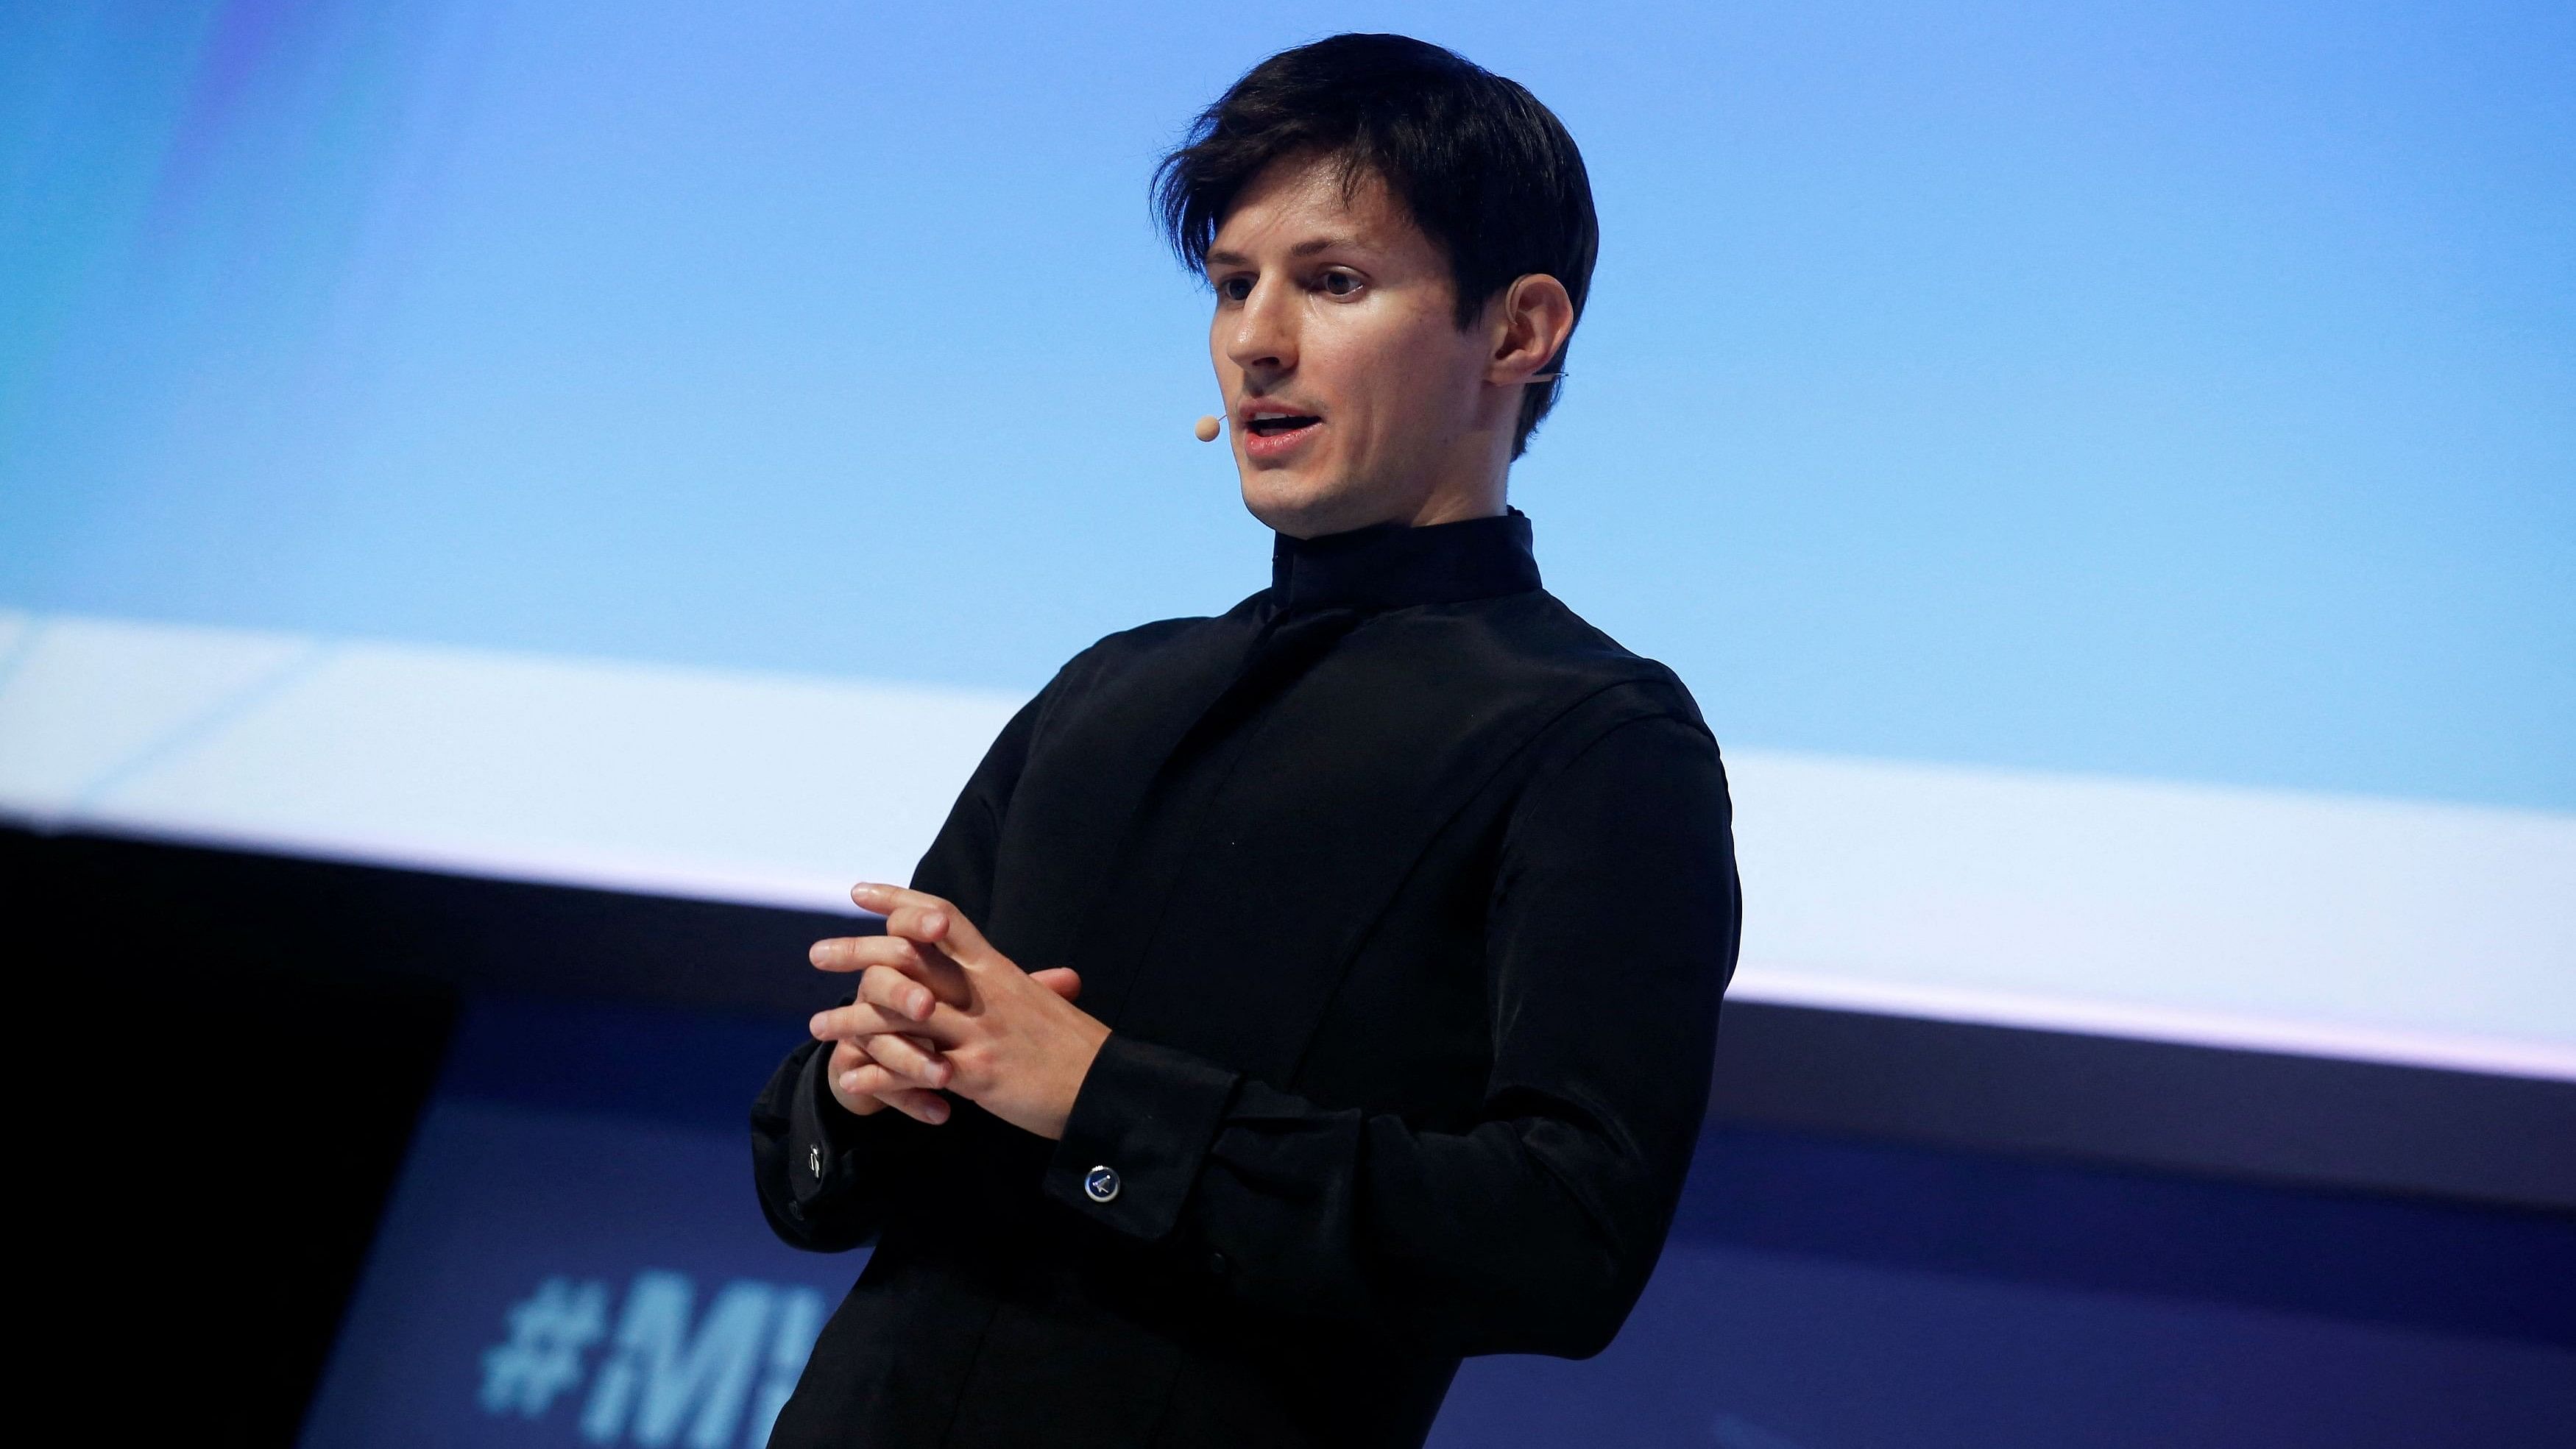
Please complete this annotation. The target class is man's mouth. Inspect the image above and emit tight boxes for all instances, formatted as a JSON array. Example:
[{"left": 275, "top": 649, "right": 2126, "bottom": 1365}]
[{"left": 1245, "top": 410, "right": 1321, "bottom": 438}]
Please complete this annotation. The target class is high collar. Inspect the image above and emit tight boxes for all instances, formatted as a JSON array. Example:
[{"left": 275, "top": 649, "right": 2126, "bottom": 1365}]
[{"left": 1268, "top": 509, "right": 1542, "bottom": 615}]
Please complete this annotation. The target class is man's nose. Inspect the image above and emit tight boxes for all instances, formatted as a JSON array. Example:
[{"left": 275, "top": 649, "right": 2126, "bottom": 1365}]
[{"left": 1223, "top": 280, "right": 1297, "bottom": 378}]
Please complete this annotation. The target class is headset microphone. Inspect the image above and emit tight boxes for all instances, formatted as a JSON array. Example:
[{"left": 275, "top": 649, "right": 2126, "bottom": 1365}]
[{"left": 1194, "top": 415, "right": 1223, "bottom": 442}]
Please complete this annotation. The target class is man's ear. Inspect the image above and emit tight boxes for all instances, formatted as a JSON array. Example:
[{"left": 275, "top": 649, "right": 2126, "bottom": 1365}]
[{"left": 1486, "top": 274, "right": 1577, "bottom": 384}]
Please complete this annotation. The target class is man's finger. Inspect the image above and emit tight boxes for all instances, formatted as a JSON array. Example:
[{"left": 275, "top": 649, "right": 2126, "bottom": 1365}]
[
  {"left": 854, "top": 1030, "right": 952, "bottom": 1089},
  {"left": 851, "top": 881, "right": 937, "bottom": 914},
  {"left": 1029, "top": 967, "right": 1082, "bottom": 1001},
  {"left": 885, "top": 938, "right": 971, "bottom": 1006},
  {"left": 835, "top": 1032, "right": 942, "bottom": 1074},
  {"left": 880, "top": 901, "right": 958, "bottom": 950},
  {"left": 857, "top": 963, "right": 938, "bottom": 1023},
  {"left": 810, "top": 1000, "right": 946, "bottom": 1044},
  {"left": 813, "top": 932, "right": 970, "bottom": 1006},
  {"left": 852, "top": 883, "right": 999, "bottom": 963},
  {"left": 835, "top": 1064, "right": 950, "bottom": 1126},
  {"left": 874, "top": 1086, "right": 951, "bottom": 1125},
  {"left": 810, "top": 934, "right": 933, "bottom": 974}
]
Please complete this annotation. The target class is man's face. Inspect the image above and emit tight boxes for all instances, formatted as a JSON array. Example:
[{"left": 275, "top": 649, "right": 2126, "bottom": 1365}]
[{"left": 1206, "top": 155, "right": 1504, "bottom": 538}]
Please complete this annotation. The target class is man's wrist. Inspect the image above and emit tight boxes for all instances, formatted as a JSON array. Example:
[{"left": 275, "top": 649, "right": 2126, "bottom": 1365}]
[{"left": 1033, "top": 1020, "right": 1114, "bottom": 1139}]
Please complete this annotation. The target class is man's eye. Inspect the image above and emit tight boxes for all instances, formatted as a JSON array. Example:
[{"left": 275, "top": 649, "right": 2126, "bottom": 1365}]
[
  {"left": 1321, "top": 272, "right": 1359, "bottom": 297},
  {"left": 1220, "top": 277, "right": 1253, "bottom": 302}
]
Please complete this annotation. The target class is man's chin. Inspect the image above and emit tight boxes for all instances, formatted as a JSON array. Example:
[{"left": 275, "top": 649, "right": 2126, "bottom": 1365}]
[{"left": 1241, "top": 473, "right": 1397, "bottom": 540}]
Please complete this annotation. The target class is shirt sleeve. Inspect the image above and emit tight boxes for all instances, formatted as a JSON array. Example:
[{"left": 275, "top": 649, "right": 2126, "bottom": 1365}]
[
  {"left": 1040, "top": 711, "right": 1740, "bottom": 1357},
  {"left": 750, "top": 684, "right": 1055, "bottom": 1252}
]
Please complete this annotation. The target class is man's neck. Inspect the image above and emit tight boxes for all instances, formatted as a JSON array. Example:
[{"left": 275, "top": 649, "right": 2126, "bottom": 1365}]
[
  {"left": 1282, "top": 472, "right": 1507, "bottom": 538},
  {"left": 1397, "top": 485, "right": 1509, "bottom": 530}
]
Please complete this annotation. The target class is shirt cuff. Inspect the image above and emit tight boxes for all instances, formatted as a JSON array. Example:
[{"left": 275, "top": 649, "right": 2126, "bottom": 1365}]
[
  {"left": 787, "top": 1044, "right": 880, "bottom": 1211},
  {"left": 1044, "top": 1033, "right": 1241, "bottom": 1242}
]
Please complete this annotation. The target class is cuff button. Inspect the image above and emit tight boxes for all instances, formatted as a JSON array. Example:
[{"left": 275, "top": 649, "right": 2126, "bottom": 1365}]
[{"left": 1083, "top": 1165, "right": 1122, "bottom": 1203}]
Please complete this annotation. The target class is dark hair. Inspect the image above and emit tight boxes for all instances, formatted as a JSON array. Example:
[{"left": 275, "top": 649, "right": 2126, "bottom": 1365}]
[{"left": 1155, "top": 34, "right": 1599, "bottom": 458}]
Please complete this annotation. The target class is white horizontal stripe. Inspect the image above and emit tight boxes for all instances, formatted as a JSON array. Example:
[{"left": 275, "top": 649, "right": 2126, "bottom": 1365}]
[
  {"left": 1730, "top": 963, "right": 2576, "bottom": 1083},
  {"left": 3, "top": 609, "right": 2569, "bottom": 1081}
]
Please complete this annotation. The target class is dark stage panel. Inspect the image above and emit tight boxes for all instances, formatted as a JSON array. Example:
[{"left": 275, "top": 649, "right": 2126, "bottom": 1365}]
[
  {"left": 14, "top": 826, "right": 2570, "bottom": 1444},
  {"left": 302, "top": 996, "right": 2573, "bottom": 1448}
]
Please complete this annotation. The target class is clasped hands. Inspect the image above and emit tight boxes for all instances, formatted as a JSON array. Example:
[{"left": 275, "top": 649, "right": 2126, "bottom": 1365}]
[{"left": 807, "top": 883, "right": 1110, "bottom": 1140}]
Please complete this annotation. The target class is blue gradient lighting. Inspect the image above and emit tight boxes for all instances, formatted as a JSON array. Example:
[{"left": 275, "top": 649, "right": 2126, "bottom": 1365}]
[{"left": 4, "top": 1, "right": 2570, "bottom": 809}]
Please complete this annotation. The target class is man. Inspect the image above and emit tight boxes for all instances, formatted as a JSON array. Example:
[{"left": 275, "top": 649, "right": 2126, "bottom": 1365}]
[{"left": 752, "top": 33, "right": 1740, "bottom": 1448}]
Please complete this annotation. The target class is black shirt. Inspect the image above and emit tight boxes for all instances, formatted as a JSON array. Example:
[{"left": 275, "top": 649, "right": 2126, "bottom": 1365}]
[{"left": 753, "top": 511, "right": 1740, "bottom": 1448}]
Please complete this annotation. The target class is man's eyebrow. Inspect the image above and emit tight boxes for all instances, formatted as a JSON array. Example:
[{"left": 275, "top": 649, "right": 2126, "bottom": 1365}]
[{"left": 1202, "top": 235, "right": 1369, "bottom": 269}]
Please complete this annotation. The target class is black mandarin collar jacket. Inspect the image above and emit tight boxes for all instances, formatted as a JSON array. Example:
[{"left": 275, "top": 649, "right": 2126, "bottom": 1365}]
[{"left": 754, "top": 511, "right": 1741, "bottom": 1448}]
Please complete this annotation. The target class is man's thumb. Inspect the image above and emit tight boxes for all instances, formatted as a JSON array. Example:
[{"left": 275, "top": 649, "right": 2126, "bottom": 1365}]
[{"left": 1029, "top": 967, "right": 1083, "bottom": 1002}]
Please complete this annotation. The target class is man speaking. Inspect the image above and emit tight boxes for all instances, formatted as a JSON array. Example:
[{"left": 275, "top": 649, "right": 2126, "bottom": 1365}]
[{"left": 751, "top": 33, "right": 1741, "bottom": 1448}]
